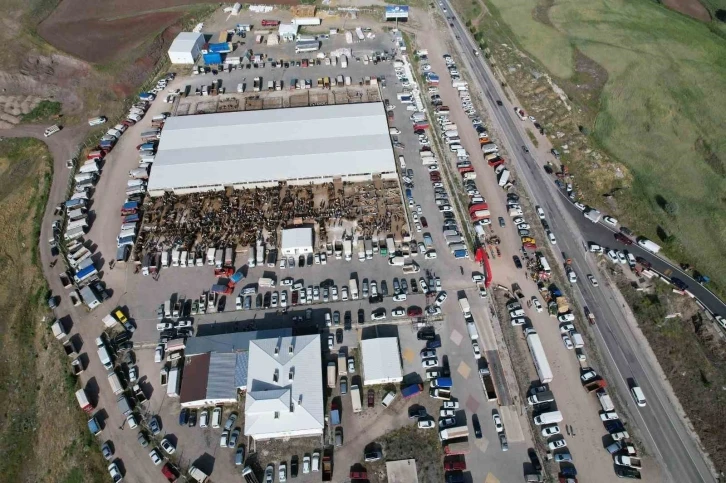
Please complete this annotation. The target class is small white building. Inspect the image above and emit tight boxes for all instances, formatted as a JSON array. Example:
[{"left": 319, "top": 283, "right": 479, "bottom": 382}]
[
  {"left": 361, "top": 338, "right": 403, "bottom": 385},
  {"left": 245, "top": 335, "right": 324, "bottom": 441},
  {"left": 168, "top": 32, "right": 204, "bottom": 64},
  {"left": 281, "top": 227, "right": 314, "bottom": 256},
  {"left": 279, "top": 23, "right": 299, "bottom": 42}
]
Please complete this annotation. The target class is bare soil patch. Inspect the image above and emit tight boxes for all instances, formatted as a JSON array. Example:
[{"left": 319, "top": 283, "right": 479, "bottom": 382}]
[{"left": 660, "top": 0, "right": 711, "bottom": 21}]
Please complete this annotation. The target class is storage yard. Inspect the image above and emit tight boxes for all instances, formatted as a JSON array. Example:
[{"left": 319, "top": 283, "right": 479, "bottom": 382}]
[{"left": 33, "top": 3, "right": 701, "bottom": 483}]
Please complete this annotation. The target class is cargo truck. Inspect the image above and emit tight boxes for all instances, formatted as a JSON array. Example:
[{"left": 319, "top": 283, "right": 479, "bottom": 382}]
[
  {"left": 401, "top": 383, "right": 423, "bottom": 399},
  {"left": 117, "top": 394, "right": 132, "bottom": 416},
  {"left": 343, "top": 239, "right": 352, "bottom": 261},
  {"left": 479, "top": 368, "right": 497, "bottom": 401},
  {"left": 167, "top": 367, "right": 180, "bottom": 397},
  {"left": 526, "top": 332, "right": 553, "bottom": 383},
  {"left": 108, "top": 371, "right": 124, "bottom": 395},
  {"left": 349, "top": 278, "right": 359, "bottom": 300},
  {"left": 431, "top": 377, "right": 453, "bottom": 388},
  {"left": 444, "top": 439, "right": 470, "bottom": 455},
  {"left": 322, "top": 456, "right": 332, "bottom": 481},
  {"left": 327, "top": 362, "right": 336, "bottom": 388},
  {"left": 439, "top": 425, "right": 469, "bottom": 441},
  {"left": 458, "top": 296, "right": 471, "bottom": 317},
  {"left": 351, "top": 385, "right": 362, "bottom": 413},
  {"left": 597, "top": 389, "right": 615, "bottom": 411},
  {"left": 76, "top": 388, "right": 94, "bottom": 413},
  {"left": 188, "top": 466, "right": 209, "bottom": 483}
]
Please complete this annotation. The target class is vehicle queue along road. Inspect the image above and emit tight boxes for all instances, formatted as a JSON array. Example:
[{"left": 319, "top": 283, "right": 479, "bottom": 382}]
[{"left": 434, "top": 0, "right": 718, "bottom": 481}]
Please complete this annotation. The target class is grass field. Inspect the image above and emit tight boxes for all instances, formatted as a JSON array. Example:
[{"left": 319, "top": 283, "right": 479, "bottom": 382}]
[
  {"left": 0, "top": 138, "right": 108, "bottom": 482},
  {"left": 478, "top": 0, "right": 726, "bottom": 294}
]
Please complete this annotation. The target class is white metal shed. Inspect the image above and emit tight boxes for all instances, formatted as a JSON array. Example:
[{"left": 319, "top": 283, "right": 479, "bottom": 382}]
[{"left": 168, "top": 32, "right": 204, "bottom": 64}]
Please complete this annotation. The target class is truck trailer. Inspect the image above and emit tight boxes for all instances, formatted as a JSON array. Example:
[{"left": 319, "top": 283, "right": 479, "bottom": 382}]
[
  {"left": 479, "top": 368, "right": 497, "bottom": 401},
  {"left": 526, "top": 332, "right": 553, "bottom": 383}
]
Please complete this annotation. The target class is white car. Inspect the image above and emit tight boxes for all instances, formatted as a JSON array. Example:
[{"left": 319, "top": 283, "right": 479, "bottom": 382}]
[
  {"left": 440, "top": 409, "right": 456, "bottom": 417},
  {"left": 415, "top": 223, "right": 422, "bottom": 233},
  {"left": 271, "top": 292, "right": 278, "bottom": 307},
  {"left": 581, "top": 370, "right": 597, "bottom": 382},
  {"left": 472, "top": 342, "right": 482, "bottom": 359},
  {"left": 341, "top": 286, "right": 349, "bottom": 300},
  {"left": 421, "top": 349, "right": 437, "bottom": 358},
  {"left": 108, "top": 463, "right": 123, "bottom": 482},
  {"left": 617, "top": 251, "right": 627, "bottom": 265},
  {"left": 371, "top": 310, "right": 387, "bottom": 321},
  {"left": 558, "top": 313, "right": 575, "bottom": 322},
  {"left": 425, "top": 250, "right": 437, "bottom": 259},
  {"left": 513, "top": 217, "right": 526, "bottom": 225},
  {"left": 434, "top": 291, "right": 448, "bottom": 306},
  {"left": 547, "top": 231, "right": 557, "bottom": 244},
  {"left": 393, "top": 293, "right": 407, "bottom": 302},
  {"left": 428, "top": 164, "right": 439, "bottom": 172},
  {"left": 160, "top": 438, "right": 175, "bottom": 454},
  {"left": 607, "top": 249, "right": 619, "bottom": 263},
  {"left": 331, "top": 285, "right": 338, "bottom": 300},
  {"left": 541, "top": 425, "right": 560, "bottom": 437},
  {"left": 321, "top": 253, "right": 327, "bottom": 264},
  {"left": 392, "top": 307, "right": 406, "bottom": 317},
  {"left": 574, "top": 202, "right": 587, "bottom": 211},
  {"left": 417, "top": 205, "right": 423, "bottom": 214},
  {"left": 327, "top": 335, "right": 334, "bottom": 349},
  {"left": 562, "top": 334, "right": 574, "bottom": 350},
  {"left": 588, "top": 275, "right": 599, "bottom": 287},
  {"left": 279, "top": 258, "right": 287, "bottom": 269},
  {"left": 443, "top": 400, "right": 460, "bottom": 409},
  {"left": 389, "top": 127, "right": 401, "bottom": 135},
  {"left": 235, "top": 295, "right": 242, "bottom": 310},
  {"left": 281, "top": 277, "right": 294, "bottom": 286},
  {"left": 548, "top": 439, "right": 568, "bottom": 450},
  {"left": 422, "top": 358, "right": 439, "bottom": 368},
  {"left": 560, "top": 323, "right": 575, "bottom": 333},
  {"left": 492, "top": 413, "right": 504, "bottom": 432},
  {"left": 280, "top": 291, "right": 287, "bottom": 307},
  {"left": 516, "top": 223, "right": 531, "bottom": 230},
  {"left": 568, "top": 270, "right": 577, "bottom": 283},
  {"left": 126, "top": 414, "right": 138, "bottom": 429},
  {"left": 303, "top": 455, "right": 311, "bottom": 474},
  {"left": 600, "top": 411, "right": 619, "bottom": 421},
  {"left": 511, "top": 317, "right": 526, "bottom": 326},
  {"left": 149, "top": 448, "right": 163, "bottom": 465},
  {"left": 532, "top": 297, "right": 543, "bottom": 312},
  {"left": 603, "top": 216, "right": 618, "bottom": 226},
  {"left": 279, "top": 462, "right": 287, "bottom": 482},
  {"left": 418, "top": 419, "right": 436, "bottom": 429},
  {"left": 420, "top": 278, "right": 429, "bottom": 292},
  {"left": 199, "top": 409, "right": 209, "bottom": 428}
]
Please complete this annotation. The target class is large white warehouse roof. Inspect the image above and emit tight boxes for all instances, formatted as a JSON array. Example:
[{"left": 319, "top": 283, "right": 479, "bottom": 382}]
[{"left": 147, "top": 103, "right": 396, "bottom": 195}]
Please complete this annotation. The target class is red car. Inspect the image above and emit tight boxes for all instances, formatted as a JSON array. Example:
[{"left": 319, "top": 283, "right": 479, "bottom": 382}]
[
  {"left": 367, "top": 389, "right": 375, "bottom": 407},
  {"left": 161, "top": 463, "right": 178, "bottom": 482},
  {"left": 350, "top": 471, "right": 368, "bottom": 479},
  {"left": 407, "top": 306, "right": 423, "bottom": 317},
  {"left": 429, "top": 172, "right": 441, "bottom": 181},
  {"left": 443, "top": 459, "right": 466, "bottom": 471},
  {"left": 614, "top": 233, "right": 633, "bottom": 245},
  {"left": 421, "top": 217, "right": 428, "bottom": 228},
  {"left": 292, "top": 290, "right": 299, "bottom": 305}
]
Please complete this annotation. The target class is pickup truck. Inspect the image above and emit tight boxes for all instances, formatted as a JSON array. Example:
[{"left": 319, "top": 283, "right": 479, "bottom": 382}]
[
  {"left": 63, "top": 339, "right": 78, "bottom": 358},
  {"left": 322, "top": 456, "right": 332, "bottom": 481},
  {"left": 430, "top": 388, "right": 451, "bottom": 400},
  {"left": 614, "top": 455, "right": 642, "bottom": 469}
]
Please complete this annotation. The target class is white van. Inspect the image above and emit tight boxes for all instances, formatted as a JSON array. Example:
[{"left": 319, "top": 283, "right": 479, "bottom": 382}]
[
  {"left": 631, "top": 386, "right": 646, "bottom": 407},
  {"left": 212, "top": 407, "right": 222, "bottom": 428},
  {"left": 44, "top": 125, "right": 61, "bottom": 137}
]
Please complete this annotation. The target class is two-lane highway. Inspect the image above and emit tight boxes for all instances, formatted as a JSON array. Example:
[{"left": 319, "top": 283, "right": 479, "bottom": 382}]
[{"left": 435, "top": 1, "right": 719, "bottom": 481}]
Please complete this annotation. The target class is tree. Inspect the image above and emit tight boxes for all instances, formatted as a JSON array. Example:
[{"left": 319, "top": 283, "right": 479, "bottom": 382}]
[{"left": 664, "top": 202, "right": 679, "bottom": 216}]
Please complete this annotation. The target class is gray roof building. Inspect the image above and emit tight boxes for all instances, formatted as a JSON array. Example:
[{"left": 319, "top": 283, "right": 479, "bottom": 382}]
[{"left": 147, "top": 103, "right": 397, "bottom": 196}]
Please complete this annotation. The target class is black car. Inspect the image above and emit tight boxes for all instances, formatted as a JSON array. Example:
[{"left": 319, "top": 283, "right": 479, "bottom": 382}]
[
  {"left": 179, "top": 408, "right": 189, "bottom": 426},
  {"left": 298, "top": 255, "right": 305, "bottom": 267},
  {"left": 307, "top": 253, "right": 314, "bottom": 265},
  {"left": 290, "top": 456, "right": 299, "bottom": 478},
  {"left": 541, "top": 220, "right": 550, "bottom": 230},
  {"left": 358, "top": 309, "right": 365, "bottom": 325},
  {"left": 472, "top": 414, "right": 482, "bottom": 438},
  {"left": 498, "top": 217, "right": 506, "bottom": 227},
  {"left": 91, "top": 281, "right": 110, "bottom": 301},
  {"left": 417, "top": 328, "right": 436, "bottom": 340},
  {"left": 527, "top": 448, "right": 542, "bottom": 472},
  {"left": 408, "top": 406, "right": 427, "bottom": 419},
  {"left": 496, "top": 100, "right": 503, "bottom": 106},
  {"left": 188, "top": 409, "right": 197, "bottom": 427},
  {"left": 513, "top": 256, "right": 523, "bottom": 269},
  {"left": 344, "top": 311, "right": 352, "bottom": 330},
  {"left": 380, "top": 280, "right": 389, "bottom": 296},
  {"left": 217, "top": 297, "right": 226, "bottom": 312},
  {"left": 671, "top": 277, "right": 688, "bottom": 291},
  {"left": 263, "top": 293, "right": 271, "bottom": 309},
  {"left": 507, "top": 193, "right": 520, "bottom": 201},
  {"left": 443, "top": 212, "right": 456, "bottom": 220},
  {"left": 614, "top": 466, "right": 642, "bottom": 479},
  {"left": 114, "top": 331, "right": 131, "bottom": 345},
  {"left": 336, "top": 329, "right": 343, "bottom": 344}
]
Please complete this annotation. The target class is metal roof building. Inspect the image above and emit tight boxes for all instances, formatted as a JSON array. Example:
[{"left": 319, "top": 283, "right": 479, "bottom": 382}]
[
  {"left": 167, "top": 32, "right": 204, "bottom": 64},
  {"left": 361, "top": 337, "right": 403, "bottom": 385},
  {"left": 147, "top": 103, "right": 397, "bottom": 196},
  {"left": 245, "top": 334, "right": 324, "bottom": 440},
  {"left": 179, "top": 329, "right": 291, "bottom": 408}
]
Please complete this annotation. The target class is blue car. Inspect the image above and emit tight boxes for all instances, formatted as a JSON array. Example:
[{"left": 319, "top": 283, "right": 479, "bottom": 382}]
[{"left": 179, "top": 408, "right": 189, "bottom": 426}]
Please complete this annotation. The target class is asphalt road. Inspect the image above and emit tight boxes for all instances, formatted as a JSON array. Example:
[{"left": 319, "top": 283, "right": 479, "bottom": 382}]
[{"left": 435, "top": 1, "right": 718, "bottom": 481}]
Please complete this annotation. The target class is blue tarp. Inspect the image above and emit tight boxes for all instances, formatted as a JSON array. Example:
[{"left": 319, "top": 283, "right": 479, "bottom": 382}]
[{"left": 203, "top": 53, "right": 223, "bottom": 65}]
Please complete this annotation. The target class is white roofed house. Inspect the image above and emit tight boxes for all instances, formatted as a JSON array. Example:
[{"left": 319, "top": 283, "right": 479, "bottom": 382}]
[
  {"left": 281, "top": 227, "right": 314, "bottom": 256},
  {"left": 244, "top": 334, "right": 324, "bottom": 440}
]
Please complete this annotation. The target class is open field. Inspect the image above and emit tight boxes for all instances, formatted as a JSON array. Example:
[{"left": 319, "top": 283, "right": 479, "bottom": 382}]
[
  {"left": 475, "top": 0, "right": 726, "bottom": 297},
  {"left": 37, "top": 0, "right": 294, "bottom": 64},
  {"left": 0, "top": 138, "right": 108, "bottom": 482}
]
